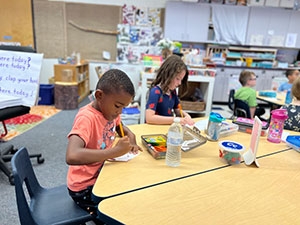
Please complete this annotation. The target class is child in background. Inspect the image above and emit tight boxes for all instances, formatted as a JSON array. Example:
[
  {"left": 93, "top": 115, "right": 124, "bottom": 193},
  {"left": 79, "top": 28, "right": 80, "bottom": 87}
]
[
  {"left": 234, "top": 70, "right": 265, "bottom": 119},
  {"left": 66, "top": 69, "right": 141, "bottom": 224},
  {"left": 281, "top": 76, "right": 300, "bottom": 132},
  {"left": 277, "top": 69, "right": 299, "bottom": 92},
  {"left": 145, "top": 55, "right": 194, "bottom": 125}
]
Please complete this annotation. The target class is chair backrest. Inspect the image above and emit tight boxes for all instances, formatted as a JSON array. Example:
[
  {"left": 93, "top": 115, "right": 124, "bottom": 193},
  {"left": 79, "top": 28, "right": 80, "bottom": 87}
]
[
  {"left": 234, "top": 99, "right": 251, "bottom": 119},
  {"left": 228, "top": 89, "right": 235, "bottom": 111},
  {"left": 11, "top": 147, "right": 42, "bottom": 225}
]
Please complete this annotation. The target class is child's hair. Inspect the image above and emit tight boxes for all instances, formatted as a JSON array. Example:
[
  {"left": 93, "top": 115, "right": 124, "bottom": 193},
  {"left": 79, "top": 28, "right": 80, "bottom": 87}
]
[
  {"left": 151, "top": 55, "right": 188, "bottom": 94},
  {"left": 239, "top": 70, "right": 254, "bottom": 86},
  {"left": 96, "top": 69, "right": 135, "bottom": 97},
  {"left": 286, "top": 69, "right": 296, "bottom": 78},
  {"left": 292, "top": 76, "right": 300, "bottom": 100}
]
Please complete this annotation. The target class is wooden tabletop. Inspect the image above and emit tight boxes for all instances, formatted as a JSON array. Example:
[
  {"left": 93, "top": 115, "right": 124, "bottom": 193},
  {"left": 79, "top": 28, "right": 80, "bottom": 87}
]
[
  {"left": 98, "top": 149, "right": 300, "bottom": 225},
  {"left": 256, "top": 91, "right": 286, "bottom": 106},
  {"left": 92, "top": 120, "right": 296, "bottom": 199}
]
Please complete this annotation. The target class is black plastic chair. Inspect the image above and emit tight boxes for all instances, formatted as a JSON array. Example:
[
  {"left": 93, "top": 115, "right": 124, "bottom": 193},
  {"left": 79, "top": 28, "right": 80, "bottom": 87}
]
[
  {"left": 0, "top": 106, "right": 44, "bottom": 185},
  {"left": 11, "top": 147, "right": 93, "bottom": 225},
  {"left": 228, "top": 89, "right": 235, "bottom": 111},
  {"left": 234, "top": 99, "right": 251, "bottom": 119}
]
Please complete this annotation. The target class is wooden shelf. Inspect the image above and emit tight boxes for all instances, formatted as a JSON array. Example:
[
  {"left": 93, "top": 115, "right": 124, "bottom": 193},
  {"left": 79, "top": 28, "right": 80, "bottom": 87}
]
[{"left": 54, "top": 63, "right": 89, "bottom": 103}]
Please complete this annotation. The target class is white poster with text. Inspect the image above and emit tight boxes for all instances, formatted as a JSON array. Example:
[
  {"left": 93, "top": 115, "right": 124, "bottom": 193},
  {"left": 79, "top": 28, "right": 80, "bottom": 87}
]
[{"left": 0, "top": 50, "right": 43, "bottom": 107}]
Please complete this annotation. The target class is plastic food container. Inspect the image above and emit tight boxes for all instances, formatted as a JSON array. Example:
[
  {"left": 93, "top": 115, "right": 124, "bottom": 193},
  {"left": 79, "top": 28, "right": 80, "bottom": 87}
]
[
  {"left": 218, "top": 140, "right": 245, "bottom": 165},
  {"left": 219, "top": 122, "right": 239, "bottom": 138},
  {"left": 286, "top": 135, "right": 300, "bottom": 153},
  {"left": 233, "top": 117, "right": 269, "bottom": 136}
]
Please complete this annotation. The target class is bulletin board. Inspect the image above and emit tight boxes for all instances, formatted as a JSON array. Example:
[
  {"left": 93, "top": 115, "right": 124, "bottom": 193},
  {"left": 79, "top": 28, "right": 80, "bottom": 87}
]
[
  {"left": 0, "top": 0, "right": 35, "bottom": 47},
  {"left": 66, "top": 3, "right": 121, "bottom": 61}
]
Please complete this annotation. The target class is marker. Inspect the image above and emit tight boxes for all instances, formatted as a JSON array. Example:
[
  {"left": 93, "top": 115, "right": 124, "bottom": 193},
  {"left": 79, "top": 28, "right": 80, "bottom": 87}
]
[{"left": 178, "top": 104, "right": 184, "bottom": 118}]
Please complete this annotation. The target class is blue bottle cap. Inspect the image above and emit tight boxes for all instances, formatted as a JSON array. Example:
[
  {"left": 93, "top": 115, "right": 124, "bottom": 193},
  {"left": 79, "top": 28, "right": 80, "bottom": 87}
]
[{"left": 209, "top": 112, "right": 225, "bottom": 123}]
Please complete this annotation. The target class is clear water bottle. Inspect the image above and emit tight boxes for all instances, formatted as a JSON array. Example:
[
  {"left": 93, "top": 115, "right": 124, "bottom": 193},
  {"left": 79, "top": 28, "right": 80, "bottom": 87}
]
[{"left": 166, "top": 117, "right": 183, "bottom": 167}]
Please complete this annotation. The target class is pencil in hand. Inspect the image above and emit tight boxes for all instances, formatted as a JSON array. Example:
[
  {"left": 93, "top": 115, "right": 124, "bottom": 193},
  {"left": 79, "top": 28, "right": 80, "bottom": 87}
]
[
  {"left": 119, "top": 121, "right": 125, "bottom": 137},
  {"left": 178, "top": 104, "right": 184, "bottom": 118}
]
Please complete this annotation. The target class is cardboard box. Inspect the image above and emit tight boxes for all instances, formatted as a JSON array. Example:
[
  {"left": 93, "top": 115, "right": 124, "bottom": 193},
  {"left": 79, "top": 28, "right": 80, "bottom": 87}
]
[
  {"left": 265, "top": 0, "right": 280, "bottom": 7},
  {"left": 279, "top": 0, "right": 294, "bottom": 8},
  {"left": 248, "top": 0, "right": 265, "bottom": 6}
]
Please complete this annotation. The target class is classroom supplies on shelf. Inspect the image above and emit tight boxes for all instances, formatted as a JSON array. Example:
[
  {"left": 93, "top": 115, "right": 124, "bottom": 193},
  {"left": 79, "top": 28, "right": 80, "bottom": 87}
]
[
  {"left": 286, "top": 135, "right": 300, "bottom": 153},
  {"left": 218, "top": 140, "right": 245, "bottom": 165},
  {"left": 232, "top": 117, "right": 269, "bottom": 136},
  {"left": 258, "top": 91, "right": 277, "bottom": 98}
]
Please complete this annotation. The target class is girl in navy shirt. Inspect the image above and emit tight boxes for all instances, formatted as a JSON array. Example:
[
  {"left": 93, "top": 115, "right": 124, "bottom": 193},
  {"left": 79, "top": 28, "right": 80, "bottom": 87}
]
[{"left": 146, "top": 55, "right": 194, "bottom": 125}]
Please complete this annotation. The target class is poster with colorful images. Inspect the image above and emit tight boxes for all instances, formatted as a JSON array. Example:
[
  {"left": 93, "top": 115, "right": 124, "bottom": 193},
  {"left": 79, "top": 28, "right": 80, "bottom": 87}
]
[
  {"left": 148, "top": 8, "right": 161, "bottom": 27},
  {"left": 151, "top": 27, "right": 163, "bottom": 46},
  {"left": 126, "top": 45, "right": 142, "bottom": 63},
  {"left": 117, "top": 44, "right": 129, "bottom": 63},
  {"left": 122, "top": 5, "right": 136, "bottom": 25},
  {"left": 139, "top": 27, "right": 152, "bottom": 46},
  {"left": 136, "top": 7, "right": 148, "bottom": 26},
  {"left": 129, "top": 26, "right": 140, "bottom": 44},
  {"left": 117, "top": 24, "right": 130, "bottom": 44}
]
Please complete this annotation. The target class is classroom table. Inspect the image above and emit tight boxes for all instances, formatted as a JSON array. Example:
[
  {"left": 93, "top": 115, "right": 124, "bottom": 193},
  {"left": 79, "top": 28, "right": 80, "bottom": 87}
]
[
  {"left": 92, "top": 120, "right": 296, "bottom": 201},
  {"left": 256, "top": 91, "right": 286, "bottom": 106},
  {"left": 98, "top": 149, "right": 300, "bottom": 225}
]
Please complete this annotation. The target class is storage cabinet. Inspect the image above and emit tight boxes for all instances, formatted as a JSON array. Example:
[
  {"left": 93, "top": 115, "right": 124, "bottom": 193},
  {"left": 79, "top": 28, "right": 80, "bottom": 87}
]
[
  {"left": 164, "top": 2, "right": 210, "bottom": 42},
  {"left": 246, "top": 7, "right": 291, "bottom": 47},
  {"left": 54, "top": 63, "right": 89, "bottom": 103}
]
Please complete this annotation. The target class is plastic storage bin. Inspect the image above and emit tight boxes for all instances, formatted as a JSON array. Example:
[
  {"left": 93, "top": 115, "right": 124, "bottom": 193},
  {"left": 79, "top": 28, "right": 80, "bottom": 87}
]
[
  {"left": 219, "top": 122, "right": 239, "bottom": 138},
  {"left": 286, "top": 135, "right": 300, "bottom": 152},
  {"left": 121, "top": 108, "right": 140, "bottom": 125},
  {"left": 38, "top": 84, "right": 54, "bottom": 105}
]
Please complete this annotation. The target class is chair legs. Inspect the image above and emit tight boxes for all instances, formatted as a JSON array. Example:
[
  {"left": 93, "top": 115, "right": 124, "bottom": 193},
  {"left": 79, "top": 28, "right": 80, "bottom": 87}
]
[{"left": 1, "top": 145, "right": 44, "bottom": 185}]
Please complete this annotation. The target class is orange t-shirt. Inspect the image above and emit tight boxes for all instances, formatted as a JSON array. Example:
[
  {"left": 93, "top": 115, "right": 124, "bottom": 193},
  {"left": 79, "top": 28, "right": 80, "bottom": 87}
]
[{"left": 67, "top": 103, "right": 121, "bottom": 192}]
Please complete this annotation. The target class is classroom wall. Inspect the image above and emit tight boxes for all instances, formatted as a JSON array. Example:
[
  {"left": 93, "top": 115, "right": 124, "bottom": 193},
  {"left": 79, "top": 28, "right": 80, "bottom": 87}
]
[{"left": 50, "top": 0, "right": 176, "bottom": 8}]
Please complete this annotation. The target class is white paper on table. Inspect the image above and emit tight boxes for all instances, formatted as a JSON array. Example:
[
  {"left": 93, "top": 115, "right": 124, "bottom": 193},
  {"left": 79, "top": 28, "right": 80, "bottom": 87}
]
[
  {"left": 281, "top": 131, "right": 290, "bottom": 142},
  {"left": 193, "top": 119, "right": 208, "bottom": 131},
  {"left": 108, "top": 152, "right": 140, "bottom": 162}
]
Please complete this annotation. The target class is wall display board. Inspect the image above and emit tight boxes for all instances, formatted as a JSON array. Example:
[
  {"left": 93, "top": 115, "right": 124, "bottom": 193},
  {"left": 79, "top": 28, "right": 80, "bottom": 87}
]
[
  {"left": 0, "top": 50, "right": 43, "bottom": 106},
  {"left": 0, "top": 0, "right": 35, "bottom": 47}
]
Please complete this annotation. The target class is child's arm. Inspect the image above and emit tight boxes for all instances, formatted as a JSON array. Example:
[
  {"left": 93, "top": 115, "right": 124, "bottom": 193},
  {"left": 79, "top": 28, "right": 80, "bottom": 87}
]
[
  {"left": 118, "top": 124, "right": 142, "bottom": 153},
  {"left": 250, "top": 107, "right": 256, "bottom": 119},
  {"left": 146, "top": 109, "right": 176, "bottom": 125},
  {"left": 66, "top": 134, "right": 132, "bottom": 165}
]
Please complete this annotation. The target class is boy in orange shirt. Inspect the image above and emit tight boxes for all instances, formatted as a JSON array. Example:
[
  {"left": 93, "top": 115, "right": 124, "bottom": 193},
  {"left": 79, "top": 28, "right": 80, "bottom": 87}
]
[{"left": 66, "top": 69, "right": 141, "bottom": 224}]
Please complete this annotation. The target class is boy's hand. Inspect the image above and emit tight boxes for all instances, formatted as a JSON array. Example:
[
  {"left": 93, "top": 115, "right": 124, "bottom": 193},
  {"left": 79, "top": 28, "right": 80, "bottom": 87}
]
[
  {"left": 130, "top": 144, "right": 143, "bottom": 154},
  {"left": 114, "top": 136, "right": 132, "bottom": 156}
]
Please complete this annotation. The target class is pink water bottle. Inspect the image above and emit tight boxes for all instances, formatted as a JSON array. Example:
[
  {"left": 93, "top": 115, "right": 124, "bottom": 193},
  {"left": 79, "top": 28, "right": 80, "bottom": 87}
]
[{"left": 267, "top": 109, "right": 288, "bottom": 143}]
